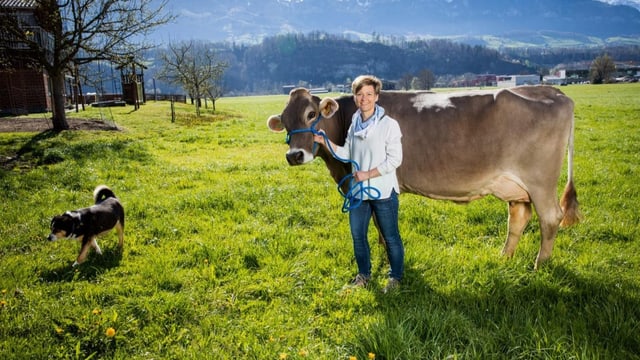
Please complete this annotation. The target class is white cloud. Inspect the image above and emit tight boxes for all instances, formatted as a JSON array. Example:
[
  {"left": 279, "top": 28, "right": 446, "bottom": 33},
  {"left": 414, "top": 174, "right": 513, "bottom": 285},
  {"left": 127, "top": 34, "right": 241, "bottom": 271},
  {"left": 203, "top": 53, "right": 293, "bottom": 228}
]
[
  {"left": 594, "top": 0, "right": 640, "bottom": 10},
  {"left": 180, "top": 9, "right": 212, "bottom": 19}
]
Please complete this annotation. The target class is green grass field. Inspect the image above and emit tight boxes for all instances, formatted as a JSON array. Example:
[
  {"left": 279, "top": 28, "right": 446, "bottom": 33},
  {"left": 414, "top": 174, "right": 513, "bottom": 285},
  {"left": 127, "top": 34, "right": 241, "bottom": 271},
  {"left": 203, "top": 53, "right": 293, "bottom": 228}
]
[{"left": 0, "top": 83, "right": 639, "bottom": 359}]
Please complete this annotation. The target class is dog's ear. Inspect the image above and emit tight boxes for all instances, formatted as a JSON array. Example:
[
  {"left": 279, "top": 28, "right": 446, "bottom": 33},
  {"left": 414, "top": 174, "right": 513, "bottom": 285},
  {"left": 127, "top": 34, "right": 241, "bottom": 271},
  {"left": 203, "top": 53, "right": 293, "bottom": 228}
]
[{"left": 64, "top": 211, "right": 81, "bottom": 220}]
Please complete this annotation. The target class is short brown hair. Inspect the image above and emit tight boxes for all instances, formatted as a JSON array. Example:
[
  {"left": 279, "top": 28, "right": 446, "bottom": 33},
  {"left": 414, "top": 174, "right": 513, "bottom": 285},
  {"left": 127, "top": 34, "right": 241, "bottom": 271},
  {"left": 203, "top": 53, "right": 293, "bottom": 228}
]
[{"left": 351, "top": 75, "right": 382, "bottom": 95}]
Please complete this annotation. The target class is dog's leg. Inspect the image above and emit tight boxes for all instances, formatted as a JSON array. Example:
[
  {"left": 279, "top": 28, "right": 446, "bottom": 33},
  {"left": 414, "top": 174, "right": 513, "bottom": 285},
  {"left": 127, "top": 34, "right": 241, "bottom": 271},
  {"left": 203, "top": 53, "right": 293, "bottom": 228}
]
[
  {"left": 116, "top": 222, "right": 124, "bottom": 248},
  {"left": 75, "top": 236, "right": 93, "bottom": 266},
  {"left": 92, "top": 237, "right": 102, "bottom": 255}
]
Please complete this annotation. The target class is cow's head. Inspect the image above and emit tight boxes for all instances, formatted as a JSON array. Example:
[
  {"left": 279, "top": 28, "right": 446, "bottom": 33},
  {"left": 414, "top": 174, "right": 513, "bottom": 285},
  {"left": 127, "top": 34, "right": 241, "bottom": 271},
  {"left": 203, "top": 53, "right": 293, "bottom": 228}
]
[{"left": 267, "top": 88, "right": 339, "bottom": 165}]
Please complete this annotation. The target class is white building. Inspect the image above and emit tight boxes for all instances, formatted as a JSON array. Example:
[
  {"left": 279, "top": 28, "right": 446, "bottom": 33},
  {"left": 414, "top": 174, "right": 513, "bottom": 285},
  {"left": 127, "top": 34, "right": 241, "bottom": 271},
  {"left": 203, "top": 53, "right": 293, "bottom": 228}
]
[
  {"left": 497, "top": 74, "right": 541, "bottom": 87},
  {"left": 543, "top": 69, "right": 567, "bottom": 85}
]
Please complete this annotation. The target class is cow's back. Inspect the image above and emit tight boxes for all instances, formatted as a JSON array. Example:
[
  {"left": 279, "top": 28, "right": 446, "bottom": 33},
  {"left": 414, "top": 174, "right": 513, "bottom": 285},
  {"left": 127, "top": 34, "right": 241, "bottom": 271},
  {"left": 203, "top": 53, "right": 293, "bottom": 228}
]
[{"left": 375, "top": 86, "right": 574, "bottom": 202}]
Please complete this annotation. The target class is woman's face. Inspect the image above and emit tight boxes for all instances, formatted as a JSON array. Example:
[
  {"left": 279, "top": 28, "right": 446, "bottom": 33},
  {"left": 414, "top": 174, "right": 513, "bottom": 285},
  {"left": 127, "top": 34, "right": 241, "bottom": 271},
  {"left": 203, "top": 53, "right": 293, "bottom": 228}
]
[{"left": 354, "top": 84, "right": 378, "bottom": 116}]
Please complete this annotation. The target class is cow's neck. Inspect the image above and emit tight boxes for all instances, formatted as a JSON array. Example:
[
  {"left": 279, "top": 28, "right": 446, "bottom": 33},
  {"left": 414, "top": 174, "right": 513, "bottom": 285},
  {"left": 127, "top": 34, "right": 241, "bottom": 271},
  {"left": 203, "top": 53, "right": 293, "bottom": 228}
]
[{"left": 318, "top": 95, "right": 356, "bottom": 193}]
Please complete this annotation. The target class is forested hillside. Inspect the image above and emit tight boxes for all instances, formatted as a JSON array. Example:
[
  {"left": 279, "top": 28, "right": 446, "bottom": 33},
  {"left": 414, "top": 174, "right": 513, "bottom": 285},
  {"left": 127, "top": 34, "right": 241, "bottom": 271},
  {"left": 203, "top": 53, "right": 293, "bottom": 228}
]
[
  {"left": 141, "top": 33, "right": 640, "bottom": 95},
  {"left": 216, "top": 33, "right": 534, "bottom": 94}
]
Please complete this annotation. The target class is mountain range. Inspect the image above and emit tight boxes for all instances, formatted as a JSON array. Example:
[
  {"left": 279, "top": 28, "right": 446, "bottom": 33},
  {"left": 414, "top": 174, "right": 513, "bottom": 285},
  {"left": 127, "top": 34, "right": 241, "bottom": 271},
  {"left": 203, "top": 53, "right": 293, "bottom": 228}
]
[{"left": 153, "top": 0, "right": 640, "bottom": 48}]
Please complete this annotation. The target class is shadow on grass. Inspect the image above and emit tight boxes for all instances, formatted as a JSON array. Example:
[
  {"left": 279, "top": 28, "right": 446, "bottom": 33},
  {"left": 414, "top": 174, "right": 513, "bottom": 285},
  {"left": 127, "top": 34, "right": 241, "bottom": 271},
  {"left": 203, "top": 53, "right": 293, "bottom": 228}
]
[
  {"left": 39, "top": 246, "right": 123, "bottom": 283},
  {"left": 1, "top": 129, "right": 60, "bottom": 170},
  {"left": 361, "top": 261, "right": 640, "bottom": 358},
  {"left": 1, "top": 128, "right": 151, "bottom": 173}
]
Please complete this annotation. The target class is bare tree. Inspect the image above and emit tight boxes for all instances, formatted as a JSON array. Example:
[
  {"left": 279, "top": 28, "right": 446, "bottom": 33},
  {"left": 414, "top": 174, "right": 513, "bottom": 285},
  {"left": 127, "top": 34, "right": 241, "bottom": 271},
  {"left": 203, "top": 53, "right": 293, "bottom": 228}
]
[
  {"left": 397, "top": 73, "right": 413, "bottom": 90},
  {"left": 205, "top": 76, "right": 224, "bottom": 112},
  {"left": 416, "top": 69, "right": 435, "bottom": 90},
  {"left": 0, "top": 0, "right": 173, "bottom": 130},
  {"left": 157, "top": 40, "right": 228, "bottom": 116},
  {"left": 589, "top": 54, "right": 616, "bottom": 84}
]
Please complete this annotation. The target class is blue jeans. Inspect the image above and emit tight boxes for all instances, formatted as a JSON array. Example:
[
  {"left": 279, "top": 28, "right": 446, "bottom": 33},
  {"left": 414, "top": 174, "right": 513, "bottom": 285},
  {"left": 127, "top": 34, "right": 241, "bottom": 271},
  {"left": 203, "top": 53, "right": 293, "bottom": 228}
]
[{"left": 349, "top": 190, "right": 404, "bottom": 280}]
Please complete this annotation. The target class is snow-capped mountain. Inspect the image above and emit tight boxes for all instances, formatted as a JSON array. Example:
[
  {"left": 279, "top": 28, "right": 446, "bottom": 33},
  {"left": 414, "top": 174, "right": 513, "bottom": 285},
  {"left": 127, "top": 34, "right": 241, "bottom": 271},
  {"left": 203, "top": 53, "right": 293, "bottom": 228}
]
[{"left": 153, "top": 0, "right": 640, "bottom": 46}]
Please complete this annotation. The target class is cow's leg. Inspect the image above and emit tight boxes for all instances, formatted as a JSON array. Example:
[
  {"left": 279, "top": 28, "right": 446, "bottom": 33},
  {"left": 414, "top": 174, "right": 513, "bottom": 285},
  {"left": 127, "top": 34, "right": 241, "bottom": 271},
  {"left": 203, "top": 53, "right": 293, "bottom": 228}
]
[
  {"left": 532, "top": 196, "right": 564, "bottom": 270},
  {"left": 502, "top": 201, "right": 532, "bottom": 258}
]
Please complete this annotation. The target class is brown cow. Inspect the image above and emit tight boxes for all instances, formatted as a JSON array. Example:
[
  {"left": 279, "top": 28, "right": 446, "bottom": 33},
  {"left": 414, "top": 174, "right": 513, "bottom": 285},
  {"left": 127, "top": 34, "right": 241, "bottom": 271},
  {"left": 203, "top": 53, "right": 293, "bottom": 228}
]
[{"left": 267, "top": 86, "right": 580, "bottom": 269}]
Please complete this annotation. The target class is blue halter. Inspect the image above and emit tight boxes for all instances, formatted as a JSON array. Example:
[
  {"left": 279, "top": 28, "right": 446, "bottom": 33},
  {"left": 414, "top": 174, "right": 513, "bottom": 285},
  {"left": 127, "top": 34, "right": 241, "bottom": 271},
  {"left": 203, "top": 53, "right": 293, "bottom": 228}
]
[
  {"left": 285, "top": 115, "right": 380, "bottom": 212},
  {"left": 285, "top": 115, "right": 323, "bottom": 155}
]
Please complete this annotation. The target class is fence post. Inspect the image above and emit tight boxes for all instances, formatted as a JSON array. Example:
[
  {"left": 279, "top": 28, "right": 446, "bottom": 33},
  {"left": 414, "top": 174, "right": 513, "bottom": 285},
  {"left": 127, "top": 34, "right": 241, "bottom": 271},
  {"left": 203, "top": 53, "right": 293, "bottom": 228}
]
[{"left": 171, "top": 97, "right": 175, "bottom": 123}]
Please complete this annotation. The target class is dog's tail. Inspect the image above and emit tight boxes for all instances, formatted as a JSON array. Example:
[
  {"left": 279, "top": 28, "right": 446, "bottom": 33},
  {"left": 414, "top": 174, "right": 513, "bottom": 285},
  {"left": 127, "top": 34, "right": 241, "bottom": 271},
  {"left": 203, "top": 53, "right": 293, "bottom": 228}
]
[{"left": 94, "top": 185, "right": 117, "bottom": 204}]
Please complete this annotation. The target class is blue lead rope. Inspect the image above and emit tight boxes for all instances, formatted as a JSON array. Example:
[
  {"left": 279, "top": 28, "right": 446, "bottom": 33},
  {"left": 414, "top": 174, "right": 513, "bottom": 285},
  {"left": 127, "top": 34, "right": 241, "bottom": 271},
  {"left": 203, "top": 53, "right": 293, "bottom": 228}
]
[{"left": 286, "top": 116, "right": 380, "bottom": 212}]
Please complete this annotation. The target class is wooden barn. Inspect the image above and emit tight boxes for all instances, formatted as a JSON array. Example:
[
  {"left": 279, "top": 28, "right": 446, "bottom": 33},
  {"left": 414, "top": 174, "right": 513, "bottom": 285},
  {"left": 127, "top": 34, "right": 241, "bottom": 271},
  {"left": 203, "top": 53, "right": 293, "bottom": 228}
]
[{"left": 0, "top": 0, "right": 54, "bottom": 116}]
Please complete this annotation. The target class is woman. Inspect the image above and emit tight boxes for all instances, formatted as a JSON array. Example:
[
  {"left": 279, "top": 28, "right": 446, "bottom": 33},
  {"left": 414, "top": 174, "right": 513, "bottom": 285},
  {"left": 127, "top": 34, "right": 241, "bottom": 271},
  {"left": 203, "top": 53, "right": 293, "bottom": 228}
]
[{"left": 313, "top": 75, "right": 404, "bottom": 293}]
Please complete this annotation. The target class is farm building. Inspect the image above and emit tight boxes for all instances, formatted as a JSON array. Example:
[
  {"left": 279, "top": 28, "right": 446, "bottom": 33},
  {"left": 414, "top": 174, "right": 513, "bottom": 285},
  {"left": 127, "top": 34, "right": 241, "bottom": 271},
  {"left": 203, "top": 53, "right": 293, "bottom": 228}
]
[
  {"left": 543, "top": 69, "right": 567, "bottom": 85},
  {"left": 0, "top": 0, "right": 53, "bottom": 116},
  {"left": 0, "top": 1, "right": 147, "bottom": 116},
  {"left": 497, "top": 74, "right": 541, "bottom": 87}
]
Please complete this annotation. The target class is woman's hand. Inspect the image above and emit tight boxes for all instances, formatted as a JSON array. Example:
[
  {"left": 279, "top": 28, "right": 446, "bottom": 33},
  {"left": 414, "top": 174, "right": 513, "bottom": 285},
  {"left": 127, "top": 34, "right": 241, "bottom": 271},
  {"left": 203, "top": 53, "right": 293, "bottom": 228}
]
[
  {"left": 354, "top": 169, "right": 378, "bottom": 182},
  {"left": 313, "top": 130, "right": 326, "bottom": 145}
]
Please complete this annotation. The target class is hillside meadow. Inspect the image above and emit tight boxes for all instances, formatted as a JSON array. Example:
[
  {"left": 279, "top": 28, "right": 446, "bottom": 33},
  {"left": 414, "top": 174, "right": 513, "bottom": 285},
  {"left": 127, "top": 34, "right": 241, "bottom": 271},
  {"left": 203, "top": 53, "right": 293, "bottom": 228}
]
[{"left": 0, "top": 83, "right": 638, "bottom": 359}]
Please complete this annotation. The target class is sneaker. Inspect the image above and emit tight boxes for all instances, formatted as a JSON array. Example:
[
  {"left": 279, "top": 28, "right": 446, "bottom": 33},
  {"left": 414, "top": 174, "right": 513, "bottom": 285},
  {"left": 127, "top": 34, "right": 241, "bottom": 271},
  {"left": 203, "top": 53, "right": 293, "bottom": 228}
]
[
  {"left": 382, "top": 278, "right": 400, "bottom": 293},
  {"left": 350, "top": 273, "right": 369, "bottom": 288}
]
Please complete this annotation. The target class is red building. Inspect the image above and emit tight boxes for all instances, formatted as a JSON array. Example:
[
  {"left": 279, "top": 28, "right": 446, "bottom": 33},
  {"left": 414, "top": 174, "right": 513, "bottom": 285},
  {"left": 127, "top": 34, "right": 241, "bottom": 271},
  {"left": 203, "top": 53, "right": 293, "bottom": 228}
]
[{"left": 0, "top": 0, "right": 53, "bottom": 116}]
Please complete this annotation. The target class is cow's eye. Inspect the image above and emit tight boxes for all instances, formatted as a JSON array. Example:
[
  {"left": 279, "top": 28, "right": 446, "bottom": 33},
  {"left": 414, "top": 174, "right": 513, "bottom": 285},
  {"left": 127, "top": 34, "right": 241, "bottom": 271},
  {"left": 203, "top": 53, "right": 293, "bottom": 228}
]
[{"left": 307, "top": 111, "right": 316, "bottom": 121}]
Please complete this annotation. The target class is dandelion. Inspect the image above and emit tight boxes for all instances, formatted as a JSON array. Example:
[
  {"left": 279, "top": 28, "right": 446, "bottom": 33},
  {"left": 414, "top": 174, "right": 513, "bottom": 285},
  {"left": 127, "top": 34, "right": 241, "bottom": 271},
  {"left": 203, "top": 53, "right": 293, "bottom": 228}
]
[
  {"left": 105, "top": 327, "right": 116, "bottom": 338},
  {"left": 92, "top": 308, "right": 101, "bottom": 315},
  {"left": 279, "top": 353, "right": 288, "bottom": 360},
  {"left": 1, "top": 289, "right": 6, "bottom": 295},
  {"left": 0, "top": 300, "right": 7, "bottom": 307},
  {"left": 368, "top": 353, "right": 376, "bottom": 359},
  {"left": 349, "top": 356, "right": 357, "bottom": 360},
  {"left": 55, "top": 327, "right": 64, "bottom": 335},
  {"left": 298, "top": 349, "right": 308, "bottom": 357}
]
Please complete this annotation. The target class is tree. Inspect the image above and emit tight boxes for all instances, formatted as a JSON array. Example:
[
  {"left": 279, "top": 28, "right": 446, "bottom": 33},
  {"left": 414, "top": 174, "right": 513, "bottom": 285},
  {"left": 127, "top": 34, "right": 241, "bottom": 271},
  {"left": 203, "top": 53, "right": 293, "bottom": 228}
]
[
  {"left": 397, "top": 73, "right": 413, "bottom": 90},
  {"left": 0, "top": 0, "right": 173, "bottom": 130},
  {"left": 416, "top": 69, "right": 435, "bottom": 90},
  {"left": 589, "top": 54, "right": 616, "bottom": 84},
  {"left": 157, "top": 40, "right": 228, "bottom": 116},
  {"left": 205, "top": 77, "right": 224, "bottom": 112}
]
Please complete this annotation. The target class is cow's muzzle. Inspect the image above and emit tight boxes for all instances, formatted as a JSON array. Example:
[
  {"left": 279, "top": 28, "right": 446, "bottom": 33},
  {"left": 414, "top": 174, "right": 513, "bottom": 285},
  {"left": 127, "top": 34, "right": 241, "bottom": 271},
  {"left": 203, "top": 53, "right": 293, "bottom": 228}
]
[{"left": 286, "top": 150, "right": 305, "bottom": 165}]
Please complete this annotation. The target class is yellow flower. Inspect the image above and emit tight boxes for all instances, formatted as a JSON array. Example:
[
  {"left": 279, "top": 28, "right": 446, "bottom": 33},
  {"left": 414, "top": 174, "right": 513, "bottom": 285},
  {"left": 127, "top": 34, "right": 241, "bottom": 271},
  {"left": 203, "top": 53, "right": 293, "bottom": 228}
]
[
  {"left": 105, "top": 327, "right": 116, "bottom": 337},
  {"left": 349, "top": 357, "right": 357, "bottom": 360},
  {"left": 92, "top": 308, "right": 101, "bottom": 315},
  {"left": 279, "top": 353, "right": 288, "bottom": 360},
  {"left": 55, "top": 327, "right": 64, "bottom": 335},
  {"left": 368, "top": 353, "right": 376, "bottom": 359},
  {"left": 1, "top": 289, "right": 6, "bottom": 295},
  {"left": 0, "top": 300, "right": 7, "bottom": 307}
]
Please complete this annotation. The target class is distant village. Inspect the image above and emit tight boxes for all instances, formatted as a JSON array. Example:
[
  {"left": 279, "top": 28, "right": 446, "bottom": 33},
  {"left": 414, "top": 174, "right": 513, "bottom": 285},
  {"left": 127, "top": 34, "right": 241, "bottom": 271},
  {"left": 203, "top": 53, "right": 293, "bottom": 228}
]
[{"left": 283, "top": 61, "right": 640, "bottom": 96}]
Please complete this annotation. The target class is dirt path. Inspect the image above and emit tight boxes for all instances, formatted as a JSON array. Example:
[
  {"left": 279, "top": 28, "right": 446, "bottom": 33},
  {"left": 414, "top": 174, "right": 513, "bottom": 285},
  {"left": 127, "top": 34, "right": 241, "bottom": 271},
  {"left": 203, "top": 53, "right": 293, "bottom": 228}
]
[{"left": 0, "top": 117, "right": 120, "bottom": 132}]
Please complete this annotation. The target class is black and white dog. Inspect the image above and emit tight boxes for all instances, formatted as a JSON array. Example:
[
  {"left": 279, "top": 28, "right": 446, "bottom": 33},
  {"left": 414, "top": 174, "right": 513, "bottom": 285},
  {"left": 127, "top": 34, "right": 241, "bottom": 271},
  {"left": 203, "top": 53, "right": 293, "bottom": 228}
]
[{"left": 48, "top": 185, "right": 125, "bottom": 266}]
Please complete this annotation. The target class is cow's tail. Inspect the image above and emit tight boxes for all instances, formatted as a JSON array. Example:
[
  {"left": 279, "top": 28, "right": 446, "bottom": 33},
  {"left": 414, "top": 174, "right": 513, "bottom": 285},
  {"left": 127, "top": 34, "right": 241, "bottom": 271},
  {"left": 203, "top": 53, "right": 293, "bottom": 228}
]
[{"left": 560, "top": 114, "right": 581, "bottom": 227}]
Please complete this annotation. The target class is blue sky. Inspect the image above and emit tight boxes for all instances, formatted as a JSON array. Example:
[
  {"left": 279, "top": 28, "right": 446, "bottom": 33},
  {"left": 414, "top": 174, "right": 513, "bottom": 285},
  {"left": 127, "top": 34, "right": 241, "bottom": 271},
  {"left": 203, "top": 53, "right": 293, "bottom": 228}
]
[{"left": 153, "top": 0, "right": 640, "bottom": 43}]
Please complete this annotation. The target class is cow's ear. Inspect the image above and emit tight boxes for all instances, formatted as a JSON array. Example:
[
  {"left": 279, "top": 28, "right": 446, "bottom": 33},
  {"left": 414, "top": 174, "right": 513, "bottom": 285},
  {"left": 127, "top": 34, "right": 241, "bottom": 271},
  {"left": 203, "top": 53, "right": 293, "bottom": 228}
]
[
  {"left": 319, "top": 98, "right": 339, "bottom": 118},
  {"left": 267, "top": 115, "right": 285, "bottom": 133}
]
